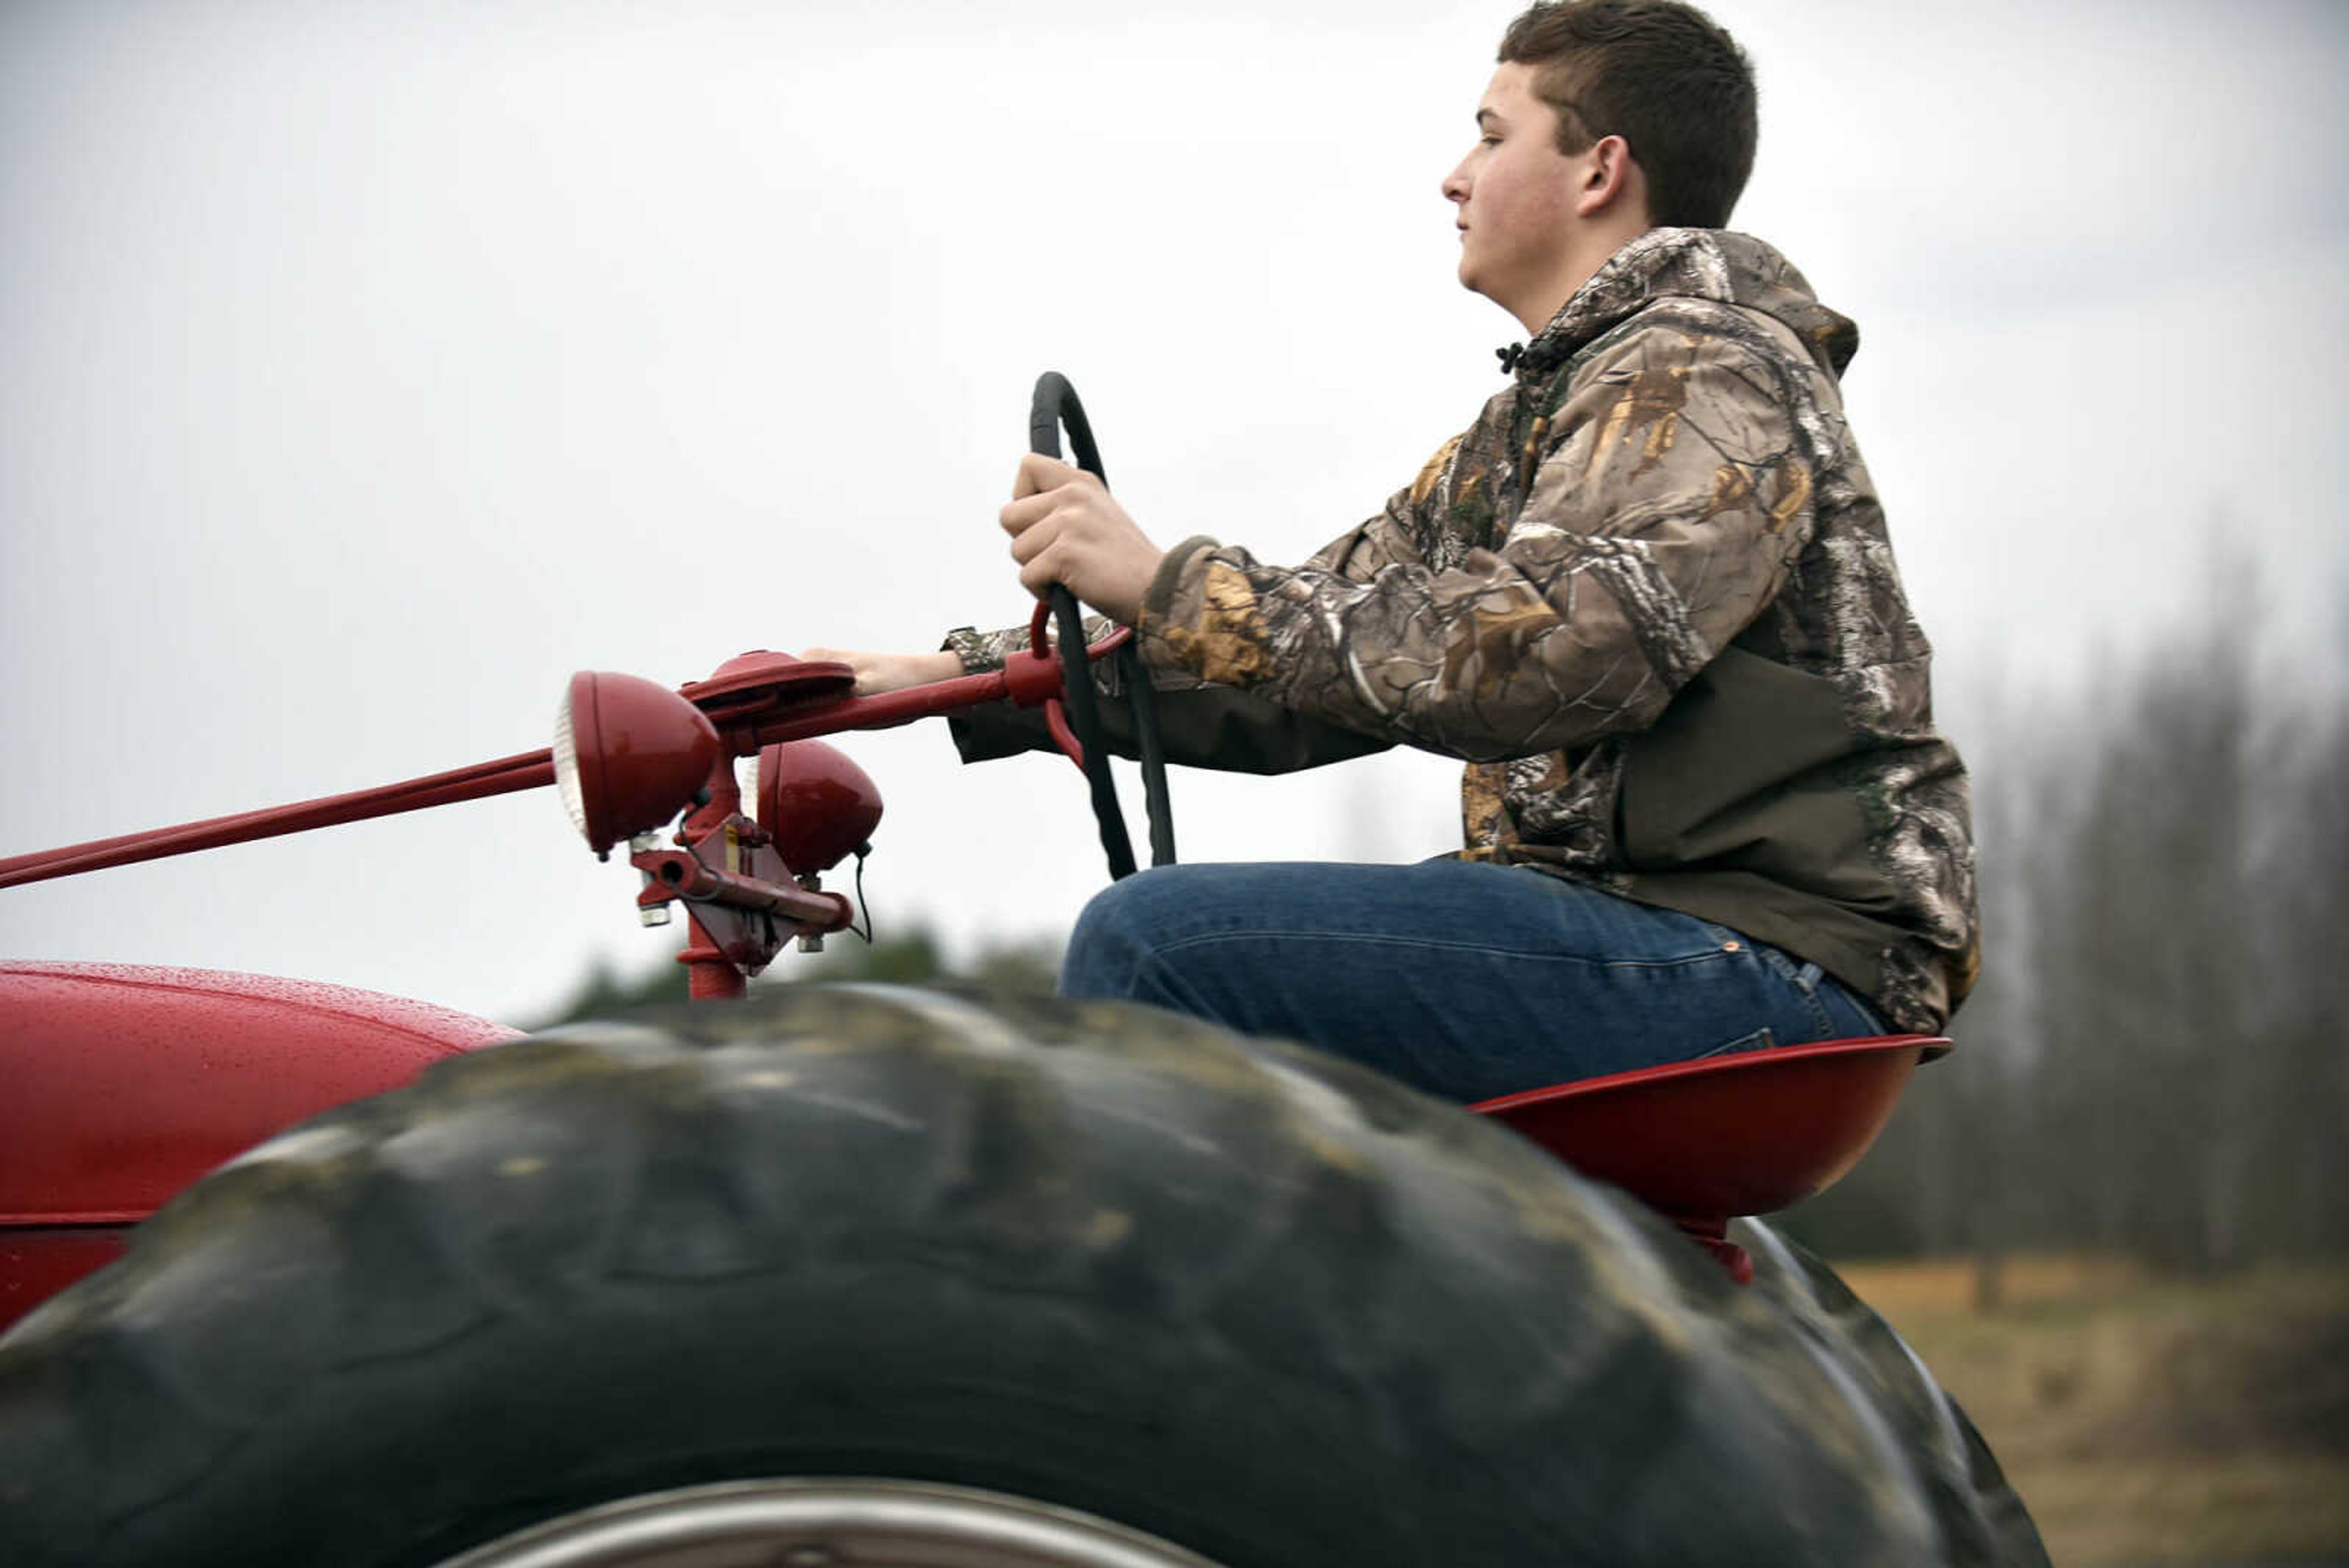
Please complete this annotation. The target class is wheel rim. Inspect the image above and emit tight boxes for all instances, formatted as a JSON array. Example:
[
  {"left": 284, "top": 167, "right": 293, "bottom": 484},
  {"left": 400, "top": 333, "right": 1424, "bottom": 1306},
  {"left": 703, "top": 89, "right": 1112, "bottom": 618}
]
[{"left": 434, "top": 1478, "right": 1232, "bottom": 1568}]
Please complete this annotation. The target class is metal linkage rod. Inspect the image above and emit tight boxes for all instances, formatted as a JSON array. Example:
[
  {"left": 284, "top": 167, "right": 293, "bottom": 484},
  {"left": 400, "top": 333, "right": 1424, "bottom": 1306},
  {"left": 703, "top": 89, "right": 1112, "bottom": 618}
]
[{"left": 0, "top": 751, "right": 556, "bottom": 890}]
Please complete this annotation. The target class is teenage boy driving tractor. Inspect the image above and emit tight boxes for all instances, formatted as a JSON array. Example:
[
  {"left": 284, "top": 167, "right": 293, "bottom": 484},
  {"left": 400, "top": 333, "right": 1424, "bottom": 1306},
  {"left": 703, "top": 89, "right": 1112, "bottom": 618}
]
[
  {"left": 814, "top": 0, "right": 1978, "bottom": 1102},
  {"left": 2, "top": 5, "right": 2047, "bottom": 1564}
]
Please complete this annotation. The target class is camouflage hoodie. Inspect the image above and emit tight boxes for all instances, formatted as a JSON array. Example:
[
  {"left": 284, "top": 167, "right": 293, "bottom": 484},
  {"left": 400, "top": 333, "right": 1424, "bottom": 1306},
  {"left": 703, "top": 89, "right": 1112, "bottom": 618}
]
[{"left": 951, "top": 228, "right": 1978, "bottom": 1033}]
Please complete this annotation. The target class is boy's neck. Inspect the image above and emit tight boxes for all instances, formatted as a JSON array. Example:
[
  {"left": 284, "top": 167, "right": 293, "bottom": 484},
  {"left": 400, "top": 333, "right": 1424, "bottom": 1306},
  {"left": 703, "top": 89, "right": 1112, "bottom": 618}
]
[{"left": 1512, "top": 216, "right": 1655, "bottom": 337}]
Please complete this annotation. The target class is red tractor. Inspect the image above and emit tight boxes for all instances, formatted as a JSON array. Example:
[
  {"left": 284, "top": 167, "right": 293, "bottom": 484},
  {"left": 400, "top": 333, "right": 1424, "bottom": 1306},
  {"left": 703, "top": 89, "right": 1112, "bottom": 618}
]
[{"left": 0, "top": 386, "right": 2046, "bottom": 1567}]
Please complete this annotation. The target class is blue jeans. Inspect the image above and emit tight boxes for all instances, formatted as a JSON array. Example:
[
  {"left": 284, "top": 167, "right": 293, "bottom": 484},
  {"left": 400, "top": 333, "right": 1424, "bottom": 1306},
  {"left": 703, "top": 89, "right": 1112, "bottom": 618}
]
[{"left": 1058, "top": 860, "right": 1886, "bottom": 1104}]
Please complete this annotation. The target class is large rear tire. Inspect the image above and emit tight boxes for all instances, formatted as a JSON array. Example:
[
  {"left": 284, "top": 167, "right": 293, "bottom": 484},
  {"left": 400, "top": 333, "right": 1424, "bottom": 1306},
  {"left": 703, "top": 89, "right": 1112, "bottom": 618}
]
[{"left": 0, "top": 986, "right": 2042, "bottom": 1566}]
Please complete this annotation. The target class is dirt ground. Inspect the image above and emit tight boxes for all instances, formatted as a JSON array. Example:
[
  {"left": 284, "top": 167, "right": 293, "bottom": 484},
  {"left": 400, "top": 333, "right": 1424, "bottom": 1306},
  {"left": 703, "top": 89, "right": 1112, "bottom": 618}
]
[{"left": 1835, "top": 1255, "right": 2349, "bottom": 1567}]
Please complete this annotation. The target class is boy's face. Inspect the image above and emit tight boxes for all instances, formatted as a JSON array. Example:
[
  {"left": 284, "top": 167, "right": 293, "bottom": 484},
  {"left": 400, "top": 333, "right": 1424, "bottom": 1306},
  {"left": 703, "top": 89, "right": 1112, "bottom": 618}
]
[{"left": 1443, "top": 64, "right": 1584, "bottom": 320}]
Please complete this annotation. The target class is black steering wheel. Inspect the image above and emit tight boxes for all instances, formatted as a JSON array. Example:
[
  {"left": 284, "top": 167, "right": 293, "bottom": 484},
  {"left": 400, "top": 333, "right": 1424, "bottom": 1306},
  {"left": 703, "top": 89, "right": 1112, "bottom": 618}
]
[{"left": 1027, "top": 372, "right": 1174, "bottom": 881}]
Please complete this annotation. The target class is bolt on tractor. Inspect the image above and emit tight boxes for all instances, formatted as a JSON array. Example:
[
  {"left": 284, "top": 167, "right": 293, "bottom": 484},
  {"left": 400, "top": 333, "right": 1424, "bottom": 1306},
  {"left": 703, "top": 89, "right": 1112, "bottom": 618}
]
[{"left": 0, "top": 381, "right": 2049, "bottom": 1566}]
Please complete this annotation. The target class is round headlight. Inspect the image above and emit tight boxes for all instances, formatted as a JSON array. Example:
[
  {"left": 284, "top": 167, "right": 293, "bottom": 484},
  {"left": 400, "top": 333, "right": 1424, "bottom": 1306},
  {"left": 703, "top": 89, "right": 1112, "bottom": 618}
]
[
  {"left": 752, "top": 739, "right": 883, "bottom": 874},
  {"left": 552, "top": 671, "right": 722, "bottom": 856}
]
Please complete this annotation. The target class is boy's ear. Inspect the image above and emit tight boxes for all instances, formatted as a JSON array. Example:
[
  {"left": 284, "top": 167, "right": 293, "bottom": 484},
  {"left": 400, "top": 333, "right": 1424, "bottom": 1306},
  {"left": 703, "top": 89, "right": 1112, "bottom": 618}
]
[{"left": 1576, "top": 133, "right": 1639, "bottom": 217}]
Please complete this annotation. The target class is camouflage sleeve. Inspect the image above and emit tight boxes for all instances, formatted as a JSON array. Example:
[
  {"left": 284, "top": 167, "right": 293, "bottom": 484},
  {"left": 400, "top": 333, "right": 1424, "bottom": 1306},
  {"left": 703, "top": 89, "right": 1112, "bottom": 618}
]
[
  {"left": 934, "top": 496, "right": 1432, "bottom": 773},
  {"left": 941, "top": 478, "right": 1433, "bottom": 680},
  {"left": 941, "top": 611, "right": 1171, "bottom": 691},
  {"left": 937, "top": 585, "right": 1398, "bottom": 773},
  {"left": 934, "top": 439, "right": 1452, "bottom": 771},
  {"left": 1135, "top": 322, "right": 1817, "bottom": 763}
]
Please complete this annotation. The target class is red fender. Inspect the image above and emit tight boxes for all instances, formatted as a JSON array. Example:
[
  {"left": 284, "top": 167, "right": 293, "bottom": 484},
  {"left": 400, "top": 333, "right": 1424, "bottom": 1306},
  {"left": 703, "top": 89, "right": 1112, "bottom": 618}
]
[{"left": 0, "top": 962, "right": 518, "bottom": 1332}]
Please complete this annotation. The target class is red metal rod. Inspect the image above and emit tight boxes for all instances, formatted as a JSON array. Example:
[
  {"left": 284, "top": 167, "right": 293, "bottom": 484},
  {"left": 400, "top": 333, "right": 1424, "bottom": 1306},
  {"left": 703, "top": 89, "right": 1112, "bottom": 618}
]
[
  {"left": 0, "top": 637, "right": 1089, "bottom": 892},
  {"left": 679, "top": 912, "right": 749, "bottom": 1002},
  {"left": 638, "top": 850, "right": 850, "bottom": 929},
  {"left": 0, "top": 751, "right": 555, "bottom": 890},
  {"left": 734, "top": 655, "right": 1069, "bottom": 750},
  {"left": 671, "top": 757, "right": 754, "bottom": 1001},
  {"left": 737, "top": 674, "right": 996, "bottom": 747}
]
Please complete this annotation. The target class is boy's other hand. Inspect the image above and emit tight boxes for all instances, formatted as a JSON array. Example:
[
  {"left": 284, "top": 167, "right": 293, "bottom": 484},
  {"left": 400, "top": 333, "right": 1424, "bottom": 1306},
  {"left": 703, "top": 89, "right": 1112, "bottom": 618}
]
[
  {"left": 1000, "top": 453, "right": 1165, "bottom": 624},
  {"left": 798, "top": 648, "right": 962, "bottom": 697}
]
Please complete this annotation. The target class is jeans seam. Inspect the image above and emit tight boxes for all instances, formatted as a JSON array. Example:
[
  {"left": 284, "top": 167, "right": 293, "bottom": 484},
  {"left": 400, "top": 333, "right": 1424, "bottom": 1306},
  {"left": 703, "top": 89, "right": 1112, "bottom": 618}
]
[
  {"left": 1698, "top": 1027, "right": 1777, "bottom": 1059},
  {"left": 1754, "top": 943, "right": 1837, "bottom": 1039},
  {"left": 1830, "top": 984, "right": 1889, "bottom": 1038},
  {"left": 1802, "top": 989, "right": 1835, "bottom": 1039}
]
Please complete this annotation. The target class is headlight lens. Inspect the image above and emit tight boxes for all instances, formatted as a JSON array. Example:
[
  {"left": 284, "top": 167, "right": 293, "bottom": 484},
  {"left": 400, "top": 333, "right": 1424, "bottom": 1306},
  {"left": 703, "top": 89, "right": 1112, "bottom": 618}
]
[{"left": 552, "top": 687, "right": 590, "bottom": 841}]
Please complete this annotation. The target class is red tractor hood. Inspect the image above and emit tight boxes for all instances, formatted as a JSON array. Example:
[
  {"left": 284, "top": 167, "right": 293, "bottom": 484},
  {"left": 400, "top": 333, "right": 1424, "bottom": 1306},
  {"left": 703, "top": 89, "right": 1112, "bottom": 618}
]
[{"left": 1, "top": 962, "right": 518, "bottom": 1331}]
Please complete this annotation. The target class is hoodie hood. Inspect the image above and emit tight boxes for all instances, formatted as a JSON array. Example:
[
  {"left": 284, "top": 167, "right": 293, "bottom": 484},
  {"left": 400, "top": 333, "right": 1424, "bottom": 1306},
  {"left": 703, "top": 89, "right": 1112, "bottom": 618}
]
[{"left": 1504, "top": 228, "right": 1859, "bottom": 382}]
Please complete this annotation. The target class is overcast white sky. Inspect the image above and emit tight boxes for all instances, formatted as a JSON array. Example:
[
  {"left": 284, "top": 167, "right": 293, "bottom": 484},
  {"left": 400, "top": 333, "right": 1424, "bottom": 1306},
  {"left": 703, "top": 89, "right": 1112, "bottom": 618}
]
[{"left": 4, "top": 0, "right": 2344, "bottom": 1025}]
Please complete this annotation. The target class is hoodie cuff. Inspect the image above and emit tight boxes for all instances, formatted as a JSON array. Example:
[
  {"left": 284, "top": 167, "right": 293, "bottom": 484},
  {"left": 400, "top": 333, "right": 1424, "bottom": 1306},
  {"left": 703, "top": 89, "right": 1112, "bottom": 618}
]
[
  {"left": 1137, "top": 535, "right": 1219, "bottom": 666},
  {"left": 941, "top": 623, "right": 1019, "bottom": 676}
]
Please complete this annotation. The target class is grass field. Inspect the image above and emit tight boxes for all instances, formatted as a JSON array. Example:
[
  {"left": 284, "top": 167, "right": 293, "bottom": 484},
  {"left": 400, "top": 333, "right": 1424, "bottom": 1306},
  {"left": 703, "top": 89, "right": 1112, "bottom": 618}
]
[{"left": 1834, "top": 1255, "right": 2349, "bottom": 1567}]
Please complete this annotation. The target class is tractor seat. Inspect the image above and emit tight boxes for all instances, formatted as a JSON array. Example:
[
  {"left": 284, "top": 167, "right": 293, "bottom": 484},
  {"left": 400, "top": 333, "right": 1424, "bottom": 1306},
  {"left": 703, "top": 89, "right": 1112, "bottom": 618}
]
[{"left": 1468, "top": 1034, "right": 1950, "bottom": 1284}]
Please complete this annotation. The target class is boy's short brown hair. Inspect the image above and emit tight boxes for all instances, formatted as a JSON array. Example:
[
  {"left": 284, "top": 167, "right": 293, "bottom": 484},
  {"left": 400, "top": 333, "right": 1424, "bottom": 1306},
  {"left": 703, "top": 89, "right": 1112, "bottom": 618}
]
[{"left": 1499, "top": 0, "right": 1757, "bottom": 229}]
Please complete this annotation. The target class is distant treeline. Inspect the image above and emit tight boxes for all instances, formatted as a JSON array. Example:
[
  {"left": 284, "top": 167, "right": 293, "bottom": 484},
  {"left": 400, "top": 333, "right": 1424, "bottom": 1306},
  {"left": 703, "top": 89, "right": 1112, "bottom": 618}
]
[{"left": 528, "top": 923, "right": 1059, "bottom": 1025}]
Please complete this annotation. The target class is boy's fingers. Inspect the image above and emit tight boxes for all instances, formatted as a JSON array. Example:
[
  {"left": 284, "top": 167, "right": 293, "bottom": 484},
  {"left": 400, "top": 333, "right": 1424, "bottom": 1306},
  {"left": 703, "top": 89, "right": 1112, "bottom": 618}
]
[
  {"left": 1007, "top": 512, "right": 1056, "bottom": 565},
  {"left": 1012, "top": 451, "right": 1078, "bottom": 499},
  {"left": 1017, "top": 548, "right": 1063, "bottom": 598},
  {"left": 1000, "top": 491, "right": 1055, "bottom": 534}
]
